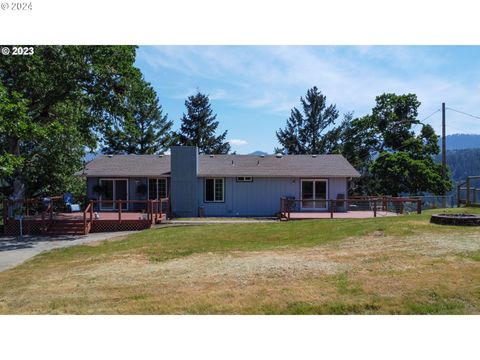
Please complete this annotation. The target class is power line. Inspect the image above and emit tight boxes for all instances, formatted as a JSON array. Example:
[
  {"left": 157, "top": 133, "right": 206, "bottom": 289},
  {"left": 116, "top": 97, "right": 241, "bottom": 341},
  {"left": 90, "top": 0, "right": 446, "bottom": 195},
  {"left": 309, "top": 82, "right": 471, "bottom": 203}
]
[
  {"left": 421, "top": 109, "right": 441, "bottom": 122},
  {"left": 387, "top": 109, "right": 441, "bottom": 152},
  {"left": 446, "top": 107, "right": 480, "bottom": 121}
]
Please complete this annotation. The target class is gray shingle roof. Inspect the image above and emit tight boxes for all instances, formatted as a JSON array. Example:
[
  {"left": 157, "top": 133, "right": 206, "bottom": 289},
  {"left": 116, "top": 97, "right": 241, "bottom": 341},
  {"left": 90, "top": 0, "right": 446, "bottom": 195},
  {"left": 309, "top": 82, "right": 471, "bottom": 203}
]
[
  {"left": 76, "top": 154, "right": 360, "bottom": 178},
  {"left": 75, "top": 154, "right": 171, "bottom": 177},
  {"left": 198, "top": 154, "right": 360, "bottom": 177}
]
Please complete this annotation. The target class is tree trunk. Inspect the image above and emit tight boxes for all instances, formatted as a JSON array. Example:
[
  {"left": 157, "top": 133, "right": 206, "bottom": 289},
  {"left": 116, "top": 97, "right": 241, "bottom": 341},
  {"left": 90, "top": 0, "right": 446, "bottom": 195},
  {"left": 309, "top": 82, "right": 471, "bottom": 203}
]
[{"left": 9, "top": 137, "right": 25, "bottom": 202}]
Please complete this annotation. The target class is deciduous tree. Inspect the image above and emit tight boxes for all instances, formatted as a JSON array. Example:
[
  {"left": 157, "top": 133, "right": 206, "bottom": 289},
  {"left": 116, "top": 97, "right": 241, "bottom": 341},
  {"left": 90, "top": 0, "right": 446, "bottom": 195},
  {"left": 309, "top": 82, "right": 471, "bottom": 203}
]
[
  {"left": 0, "top": 45, "right": 138, "bottom": 200},
  {"left": 341, "top": 93, "right": 452, "bottom": 196}
]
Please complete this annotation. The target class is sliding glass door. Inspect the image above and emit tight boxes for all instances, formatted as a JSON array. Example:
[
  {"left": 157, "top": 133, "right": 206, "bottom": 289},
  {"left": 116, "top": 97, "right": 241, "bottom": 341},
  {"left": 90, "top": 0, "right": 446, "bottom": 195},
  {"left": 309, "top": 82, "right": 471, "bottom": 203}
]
[
  {"left": 301, "top": 179, "right": 328, "bottom": 210},
  {"left": 100, "top": 179, "right": 114, "bottom": 210},
  {"left": 99, "top": 179, "right": 128, "bottom": 210},
  {"left": 148, "top": 178, "right": 168, "bottom": 200},
  {"left": 115, "top": 180, "right": 128, "bottom": 210}
]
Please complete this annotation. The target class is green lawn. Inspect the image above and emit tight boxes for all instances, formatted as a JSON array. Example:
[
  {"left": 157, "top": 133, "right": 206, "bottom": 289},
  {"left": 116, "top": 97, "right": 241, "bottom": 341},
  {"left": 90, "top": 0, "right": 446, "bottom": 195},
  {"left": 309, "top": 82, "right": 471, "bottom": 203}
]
[{"left": 0, "top": 208, "right": 479, "bottom": 314}]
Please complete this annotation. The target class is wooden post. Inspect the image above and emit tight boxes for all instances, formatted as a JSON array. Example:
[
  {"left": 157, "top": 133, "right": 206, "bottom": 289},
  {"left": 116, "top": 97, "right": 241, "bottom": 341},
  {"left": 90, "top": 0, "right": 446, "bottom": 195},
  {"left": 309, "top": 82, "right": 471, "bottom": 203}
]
[
  {"left": 118, "top": 199, "right": 122, "bottom": 223},
  {"left": 160, "top": 199, "right": 163, "bottom": 220},
  {"left": 330, "top": 200, "right": 333, "bottom": 219},
  {"left": 146, "top": 201, "right": 150, "bottom": 222},
  {"left": 417, "top": 199, "right": 422, "bottom": 214},
  {"left": 457, "top": 183, "right": 461, "bottom": 207},
  {"left": 400, "top": 200, "right": 404, "bottom": 214},
  {"left": 373, "top": 199, "right": 377, "bottom": 218},
  {"left": 41, "top": 209, "right": 45, "bottom": 234},
  {"left": 83, "top": 207, "right": 87, "bottom": 231},
  {"left": 280, "top": 197, "right": 283, "bottom": 218},
  {"left": 150, "top": 200, "right": 154, "bottom": 224},
  {"left": 466, "top": 177, "right": 471, "bottom": 207},
  {"left": 442, "top": 102, "right": 447, "bottom": 208},
  {"left": 90, "top": 201, "right": 93, "bottom": 223},
  {"left": 2, "top": 200, "right": 7, "bottom": 227}
]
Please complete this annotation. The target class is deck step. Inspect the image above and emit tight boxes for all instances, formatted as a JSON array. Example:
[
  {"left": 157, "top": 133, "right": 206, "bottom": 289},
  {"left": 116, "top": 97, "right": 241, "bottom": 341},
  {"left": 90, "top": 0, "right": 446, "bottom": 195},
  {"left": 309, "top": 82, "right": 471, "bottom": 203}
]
[
  {"left": 48, "top": 231, "right": 86, "bottom": 235},
  {"left": 46, "top": 220, "right": 88, "bottom": 235}
]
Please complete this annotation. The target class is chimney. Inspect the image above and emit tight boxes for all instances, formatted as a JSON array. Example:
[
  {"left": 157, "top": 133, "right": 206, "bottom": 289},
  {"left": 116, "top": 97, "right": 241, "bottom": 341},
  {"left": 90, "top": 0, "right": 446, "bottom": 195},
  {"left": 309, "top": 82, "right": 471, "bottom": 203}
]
[{"left": 170, "top": 146, "right": 199, "bottom": 217}]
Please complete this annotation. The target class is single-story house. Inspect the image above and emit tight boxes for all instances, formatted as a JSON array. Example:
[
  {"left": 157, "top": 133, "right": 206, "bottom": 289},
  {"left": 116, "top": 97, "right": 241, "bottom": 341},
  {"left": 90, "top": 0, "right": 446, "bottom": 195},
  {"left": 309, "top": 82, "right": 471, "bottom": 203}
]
[{"left": 75, "top": 146, "right": 360, "bottom": 217}]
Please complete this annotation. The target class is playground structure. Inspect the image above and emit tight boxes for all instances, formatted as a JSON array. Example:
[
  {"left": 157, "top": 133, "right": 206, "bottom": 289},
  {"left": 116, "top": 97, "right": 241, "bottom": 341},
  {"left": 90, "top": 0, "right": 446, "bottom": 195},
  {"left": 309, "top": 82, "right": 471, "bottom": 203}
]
[{"left": 457, "top": 176, "right": 480, "bottom": 207}]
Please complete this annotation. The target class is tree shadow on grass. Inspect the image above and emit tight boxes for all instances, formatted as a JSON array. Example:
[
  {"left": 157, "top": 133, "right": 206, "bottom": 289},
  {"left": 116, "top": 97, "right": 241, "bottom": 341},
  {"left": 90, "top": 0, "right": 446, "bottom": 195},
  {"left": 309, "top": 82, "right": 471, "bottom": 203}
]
[{"left": 0, "top": 235, "right": 85, "bottom": 252}]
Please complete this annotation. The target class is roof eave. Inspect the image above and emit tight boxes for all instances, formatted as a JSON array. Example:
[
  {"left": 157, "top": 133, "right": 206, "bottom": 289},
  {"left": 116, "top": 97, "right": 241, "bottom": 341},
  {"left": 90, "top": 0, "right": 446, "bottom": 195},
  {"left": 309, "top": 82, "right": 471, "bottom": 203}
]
[{"left": 197, "top": 173, "right": 361, "bottom": 178}]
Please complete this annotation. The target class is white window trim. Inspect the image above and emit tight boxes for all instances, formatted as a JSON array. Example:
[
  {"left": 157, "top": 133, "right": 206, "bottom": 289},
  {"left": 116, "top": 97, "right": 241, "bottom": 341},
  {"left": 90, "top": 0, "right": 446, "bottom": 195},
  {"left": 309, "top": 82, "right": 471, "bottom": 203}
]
[
  {"left": 236, "top": 176, "right": 253, "bottom": 182},
  {"left": 205, "top": 178, "right": 225, "bottom": 203}
]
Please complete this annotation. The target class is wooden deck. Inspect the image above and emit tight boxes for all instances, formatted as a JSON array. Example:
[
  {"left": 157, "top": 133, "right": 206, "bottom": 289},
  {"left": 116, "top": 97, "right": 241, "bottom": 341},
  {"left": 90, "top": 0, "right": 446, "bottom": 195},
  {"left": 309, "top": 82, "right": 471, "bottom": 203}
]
[
  {"left": 4, "top": 211, "right": 166, "bottom": 236},
  {"left": 3, "top": 198, "right": 170, "bottom": 236},
  {"left": 286, "top": 211, "right": 397, "bottom": 220},
  {"left": 279, "top": 196, "right": 421, "bottom": 220},
  {"left": 22, "top": 212, "right": 154, "bottom": 221}
]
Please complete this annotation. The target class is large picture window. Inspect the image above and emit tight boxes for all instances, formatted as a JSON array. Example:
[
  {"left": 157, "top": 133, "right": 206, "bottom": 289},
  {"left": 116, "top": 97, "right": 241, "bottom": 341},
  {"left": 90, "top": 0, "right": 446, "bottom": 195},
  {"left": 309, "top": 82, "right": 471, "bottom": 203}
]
[
  {"left": 148, "top": 178, "right": 168, "bottom": 200},
  {"left": 205, "top": 178, "right": 224, "bottom": 202}
]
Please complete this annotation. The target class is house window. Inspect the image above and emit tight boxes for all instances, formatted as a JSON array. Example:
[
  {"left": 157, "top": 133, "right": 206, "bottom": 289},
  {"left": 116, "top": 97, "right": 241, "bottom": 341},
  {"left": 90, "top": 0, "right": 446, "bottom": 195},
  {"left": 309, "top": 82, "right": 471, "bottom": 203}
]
[
  {"left": 148, "top": 178, "right": 168, "bottom": 200},
  {"left": 205, "top": 178, "right": 224, "bottom": 202},
  {"left": 236, "top": 176, "right": 253, "bottom": 182}
]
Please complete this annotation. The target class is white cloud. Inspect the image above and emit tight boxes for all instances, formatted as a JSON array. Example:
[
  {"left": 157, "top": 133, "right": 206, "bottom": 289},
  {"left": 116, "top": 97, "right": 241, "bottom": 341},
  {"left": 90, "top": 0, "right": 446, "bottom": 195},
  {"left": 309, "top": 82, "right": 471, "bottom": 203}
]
[
  {"left": 138, "top": 46, "right": 480, "bottom": 134},
  {"left": 229, "top": 139, "right": 248, "bottom": 146},
  {"left": 209, "top": 89, "right": 229, "bottom": 100}
]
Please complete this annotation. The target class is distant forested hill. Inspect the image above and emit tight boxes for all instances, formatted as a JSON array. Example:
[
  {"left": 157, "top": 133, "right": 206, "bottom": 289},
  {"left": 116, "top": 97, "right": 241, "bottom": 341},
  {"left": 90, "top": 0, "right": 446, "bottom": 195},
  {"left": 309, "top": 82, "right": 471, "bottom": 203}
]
[
  {"left": 434, "top": 134, "right": 480, "bottom": 183},
  {"left": 440, "top": 134, "right": 480, "bottom": 150},
  {"left": 249, "top": 151, "right": 269, "bottom": 156},
  {"left": 435, "top": 148, "right": 480, "bottom": 183}
]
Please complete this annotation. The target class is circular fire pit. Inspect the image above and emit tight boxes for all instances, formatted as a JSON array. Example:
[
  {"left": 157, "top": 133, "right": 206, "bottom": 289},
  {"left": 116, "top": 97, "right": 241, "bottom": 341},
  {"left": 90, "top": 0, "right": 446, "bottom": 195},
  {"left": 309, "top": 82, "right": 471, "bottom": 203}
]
[{"left": 430, "top": 213, "right": 480, "bottom": 226}]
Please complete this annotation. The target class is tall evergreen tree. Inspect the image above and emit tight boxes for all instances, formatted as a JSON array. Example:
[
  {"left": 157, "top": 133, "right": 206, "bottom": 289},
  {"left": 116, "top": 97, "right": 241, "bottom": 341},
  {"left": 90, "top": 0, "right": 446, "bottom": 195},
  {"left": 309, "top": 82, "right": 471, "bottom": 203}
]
[
  {"left": 101, "top": 70, "right": 173, "bottom": 154},
  {"left": 176, "top": 91, "right": 230, "bottom": 154},
  {"left": 276, "top": 87, "right": 341, "bottom": 154}
]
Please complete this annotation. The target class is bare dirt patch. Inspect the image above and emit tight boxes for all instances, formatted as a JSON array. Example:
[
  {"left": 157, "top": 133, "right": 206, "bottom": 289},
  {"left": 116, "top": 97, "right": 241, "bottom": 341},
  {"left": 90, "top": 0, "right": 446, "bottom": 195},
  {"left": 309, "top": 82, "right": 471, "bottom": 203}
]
[{"left": 80, "top": 249, "right": 348, "bottom": 288}]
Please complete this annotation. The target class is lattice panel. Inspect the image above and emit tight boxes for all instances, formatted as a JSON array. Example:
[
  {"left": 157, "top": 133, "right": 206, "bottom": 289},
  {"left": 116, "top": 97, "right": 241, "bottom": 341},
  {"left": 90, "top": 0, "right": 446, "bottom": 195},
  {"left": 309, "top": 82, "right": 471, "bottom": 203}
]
[
  {"left": 90, "top": 220, "right": 151, "bottom": 233},
  {"left": 4, "top": 220, "right": 44, "bottom": 236}
]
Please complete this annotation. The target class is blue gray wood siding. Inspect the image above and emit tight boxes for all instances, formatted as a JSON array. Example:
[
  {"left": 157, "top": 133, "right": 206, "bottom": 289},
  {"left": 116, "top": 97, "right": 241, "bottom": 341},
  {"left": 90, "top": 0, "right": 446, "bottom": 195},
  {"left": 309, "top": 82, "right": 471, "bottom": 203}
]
[
  {"left": 86, "top": 176, "right": 170, "bottom": 211},
  {"left": 197, "top": 177, "right": 348, "bottom": 217}
]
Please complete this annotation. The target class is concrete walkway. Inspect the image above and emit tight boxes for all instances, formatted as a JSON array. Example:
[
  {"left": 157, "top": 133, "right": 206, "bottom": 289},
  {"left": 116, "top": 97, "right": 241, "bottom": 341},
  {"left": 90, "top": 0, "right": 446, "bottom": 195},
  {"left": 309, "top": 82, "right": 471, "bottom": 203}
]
[
  {"left": 165, "top": 218, "right": 278, "bottom": 225},
  {"left": 0, "top": 231, "right": 136, "bottom": 272}
]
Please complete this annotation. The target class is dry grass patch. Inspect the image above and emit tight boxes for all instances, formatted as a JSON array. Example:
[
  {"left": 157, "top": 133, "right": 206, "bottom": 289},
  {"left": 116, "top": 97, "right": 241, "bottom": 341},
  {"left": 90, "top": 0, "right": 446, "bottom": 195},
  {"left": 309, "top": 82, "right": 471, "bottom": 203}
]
[{"left": 1, "top": 209, "right": 480, "bottom": 314}]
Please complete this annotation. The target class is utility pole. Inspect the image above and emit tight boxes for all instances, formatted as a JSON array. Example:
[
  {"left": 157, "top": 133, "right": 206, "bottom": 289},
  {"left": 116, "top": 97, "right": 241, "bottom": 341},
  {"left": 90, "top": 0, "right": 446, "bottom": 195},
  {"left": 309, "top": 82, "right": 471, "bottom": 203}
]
[{"left": 442, "top": 102, "right": 447, "bottom": 208}]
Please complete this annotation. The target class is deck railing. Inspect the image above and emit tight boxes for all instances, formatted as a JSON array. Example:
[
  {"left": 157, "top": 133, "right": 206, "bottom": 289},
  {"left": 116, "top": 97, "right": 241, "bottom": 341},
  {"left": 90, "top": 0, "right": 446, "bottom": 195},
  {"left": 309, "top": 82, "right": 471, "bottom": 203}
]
[
  {"left": 457, "top": 176, "right": 480, "bottom": 207},
  {"left": 41, "top": 202, "right": 54, "bottom": 233},
  {"left": 88, "top": 198, "right": 170, "bottom": 224},
  {"left": 3, "top": 196, "right": 60, "bottom": 234},
  {"left": 83, "top": 200, "right": 94, "bottom": 234},
  {"left": 279, "top": 196, "right": 422, "bottom": 220},
  {"left": 3, "top": 196, "right": 170, "bottom": 235}
]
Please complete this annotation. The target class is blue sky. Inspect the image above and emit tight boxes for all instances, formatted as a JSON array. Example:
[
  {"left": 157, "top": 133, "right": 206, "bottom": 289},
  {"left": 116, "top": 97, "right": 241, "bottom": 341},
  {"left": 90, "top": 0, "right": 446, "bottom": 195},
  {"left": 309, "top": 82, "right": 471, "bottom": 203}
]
[{"left": 135, "top": 46, "right": 480, "bottom": 154}]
